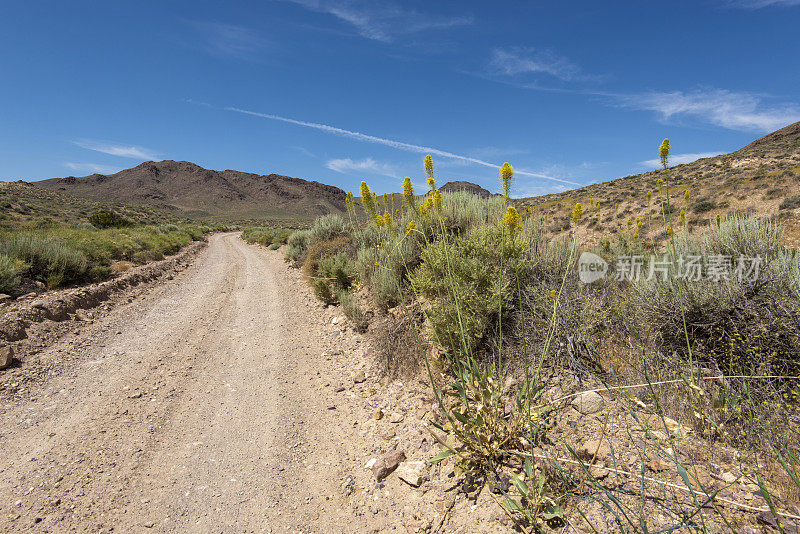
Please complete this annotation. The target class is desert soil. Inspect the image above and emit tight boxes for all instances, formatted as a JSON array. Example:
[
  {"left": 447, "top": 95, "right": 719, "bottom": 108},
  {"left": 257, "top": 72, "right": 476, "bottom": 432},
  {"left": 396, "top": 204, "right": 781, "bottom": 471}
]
[{"left": 0, "top": 233, "right": 492, "bottom": 533}]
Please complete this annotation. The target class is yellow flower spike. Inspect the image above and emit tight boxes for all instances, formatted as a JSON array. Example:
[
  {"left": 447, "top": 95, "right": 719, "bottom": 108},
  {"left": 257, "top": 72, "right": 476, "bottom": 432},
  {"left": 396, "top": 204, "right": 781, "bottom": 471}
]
[
  {"left": 657, "top": 178, "right": 664, "bottom": 191},
  {"left": 502, "top": 206, "right": 522, "bottom": 232},
  {"left": 716, "top": 213, "right": 721, "bottom": 227},
  {"left": 659, "top": 138, "right": 671, "bottom": 168},
  {"left": 647, "top": 191, "right": 652, "bottom": 202},
  {"left": 571, "top": 203, "right": 583, "bottom": 225},
  {"left": 402, "top": 176, "right": 416, "bottom": 210},
  {"left": 549, "top": 290, "right": 558, "bottom": 300},
  {"left": 405, "top": 220, "right": 416, "bottom": 235},
  {"left": 666, "top": 224, "right": 673, "bottom": 235},
  {"left": 432, "top": 189, "right": 442, "bottom": 211},
  {"left": 500, "top": 162, "right": 514, "bottom": 199},
  {"left": 360, "top": 181, "right": 376, "bottom": 217},
  {"left": 374, "top": 213, "right": 384, "bottom": 227},
  {"left": 684, "top": 190, "right": 690, "bottom": 202},
  {"left": 424, "top": 154, "right": 435, "bottom": 179},
  {"left": 680, "top": 209, "right": 687, "bottom": 225},
  {"left": 382, "top": 210, "right": 392, "bottom": 227}
]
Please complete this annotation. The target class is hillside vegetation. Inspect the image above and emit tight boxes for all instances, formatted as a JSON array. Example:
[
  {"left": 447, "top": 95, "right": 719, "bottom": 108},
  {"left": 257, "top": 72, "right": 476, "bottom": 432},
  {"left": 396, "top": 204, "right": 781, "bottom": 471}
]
[
  {"left": 275, "top": 144, "right": 800, "bottom": 531},
  {"left": 517, "top": 121, "right": 800, "bottom": 249},
  {"left": 0, "top": 181, "right": 214, "bottom": 295}
]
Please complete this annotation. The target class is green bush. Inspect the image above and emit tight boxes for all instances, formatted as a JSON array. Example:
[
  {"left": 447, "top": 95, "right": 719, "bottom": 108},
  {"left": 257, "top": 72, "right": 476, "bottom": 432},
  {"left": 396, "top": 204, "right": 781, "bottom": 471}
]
[
  {"left": 317, "top": 252, "right": 356, "bottom": 290},
  {"left": 692, "top": 199, "right": 717, "bottom": 213},
  {"left": 338, "top": 288, "right": 368, "bottom": 332},
  {"left": 312, "top": 277, "right": 336, "bottom": 304},
  {"left": 410, "top": 225, "right": 525, "bottom": 356},
  {"left": 285, "top": 229, "right": 312, "bottom": 263},
  {"left": 88, "top": 210, "right": 132, "bottom": 229},
  {"left": 269, "top": 242, "right": 281, "bottom": 250},
  {"left": 779, "top": 196, "right": 800, "bottom": 210},
  {"left": 0, "top": 225, "right": 201, "bottom": 289},
  {"left": 309, "top": 214, "right": 348, "bottom": 242},
  {"left": 0, "top": 253, "right": 25, "bottom": 292}
]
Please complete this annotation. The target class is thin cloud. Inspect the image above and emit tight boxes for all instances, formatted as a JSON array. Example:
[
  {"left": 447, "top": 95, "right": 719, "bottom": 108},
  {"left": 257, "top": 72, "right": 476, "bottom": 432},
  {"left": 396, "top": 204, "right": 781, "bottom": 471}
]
[
  {"left": 613, "top": 88, "right": 800, "bottom": 132},
  {"left": 723, "top": 0, "right": 800, "bottom": 7},
  {"left": 326, "top": 157, "right": 399, "bottom": 178},
  {"left": 488, "top": 47, "right": 592, "bottom": 82},
  {"left": 187, "top": 21, "right": 268, "bottom": 60},
  {"left": 284, "top": 0, "right": 472, "bottom": 42},
  {"left": 225, "top": 106, "right": 577, "bottom": 185},
  {"left": 640, "top": 152, "right": 723, "bottom": 168},
  {"left": 73, "top": 139, "right": 160, "bottom": 160},
  {"left": 64, "top": 162, "right": 122, "bottom": 175}
]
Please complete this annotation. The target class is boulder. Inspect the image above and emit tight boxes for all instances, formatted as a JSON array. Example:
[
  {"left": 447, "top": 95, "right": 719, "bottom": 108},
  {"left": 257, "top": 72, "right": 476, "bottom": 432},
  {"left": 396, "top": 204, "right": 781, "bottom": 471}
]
[{"left": 0, "top": 346, "right": 13, "bottom": 370}]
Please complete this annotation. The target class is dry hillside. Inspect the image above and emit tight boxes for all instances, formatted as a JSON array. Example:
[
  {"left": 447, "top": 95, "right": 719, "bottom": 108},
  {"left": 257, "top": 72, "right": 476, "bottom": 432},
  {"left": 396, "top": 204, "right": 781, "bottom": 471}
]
[
  {"left": 36, "top": 160, "right": 347, "bottom": 224},
  {"left": 516, "top": 120, "right": 800, "bottom": 248}
]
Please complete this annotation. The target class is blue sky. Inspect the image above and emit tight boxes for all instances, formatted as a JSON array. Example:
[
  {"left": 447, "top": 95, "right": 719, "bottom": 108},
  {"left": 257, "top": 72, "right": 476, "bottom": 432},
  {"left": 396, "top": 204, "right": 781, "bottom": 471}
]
[{"left": 1, "top": 0, "right": 799, "bottom": 196}]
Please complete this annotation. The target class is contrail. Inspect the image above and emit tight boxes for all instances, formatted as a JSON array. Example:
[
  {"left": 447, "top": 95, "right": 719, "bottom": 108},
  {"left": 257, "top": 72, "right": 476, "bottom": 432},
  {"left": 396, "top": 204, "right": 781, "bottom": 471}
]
[{"left": 224, "top": 106, "right": 578, "bottom": 186}]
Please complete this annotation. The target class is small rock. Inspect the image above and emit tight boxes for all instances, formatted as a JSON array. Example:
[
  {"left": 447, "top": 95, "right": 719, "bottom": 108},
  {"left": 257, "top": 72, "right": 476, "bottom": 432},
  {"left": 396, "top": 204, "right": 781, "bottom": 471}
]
[
  {"left": 578, "top": 438, "right": 610, "bottom": 462},
  {"left": 31, "top": 300, "right": 46, "bottom": 309},
  {"left": 352, "top": 370, "right": 366, "bottom": 384},
  {"left": 342, "top": 475, "right": 355, "bottom": 496},
  {"left": 0, "top": 293, "right": 11, "bottom": 303},
  {"left": 757, "top": 511, "right": 799, "bottom": 532},
  {"left": 373, "top": 409, "right": 384, "bottom": 420},
  {"left": 18, "top": 292, "right": 37, "bottom": 300},
  {"left": 721, "top": 471, "right": 737, "bottom": 484},
  {"left": 388, "top": 412, "right": 404, "bottom": 424},
  {"left": 327, "top": 405, "right": 336, "bottom": 410},
  {"left": 647, "top": 459, "right": 667, "bottom": 472},
  {"left": 364, "top": 458, "right": 378, "bottom": 469},
  {"left": 396, "top": 460, "right": 429, "bottom": 487},
  {"left": 738, "top": 527, "right": 757, "bottom": 534},
  {"left": 129, "top": 391, "right": 142, "bottom": 399},
  {"left": 334, "top": 386, "right": 345, "bottom": 393},
  {"left": 571, "top": 391, "right": 605, "bottom": 414},
  {"left": 74, "top": 309, "right": 91, "bottom": 322},
  {"left": 372, "top": 449, "right": 406, "bottom": 481},
  {"left": 332, "top": 316, "right": 340, "bottom": 325},
  {"left": 0, "top": 346, "right": 13, "bottom": 370}
]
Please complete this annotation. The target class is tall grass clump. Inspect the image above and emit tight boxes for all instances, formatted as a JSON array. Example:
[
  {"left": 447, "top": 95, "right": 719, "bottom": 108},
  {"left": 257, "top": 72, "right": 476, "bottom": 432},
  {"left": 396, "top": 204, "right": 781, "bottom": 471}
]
[{"left": 0, "top": 225, "right": 206, "bottom": 291}]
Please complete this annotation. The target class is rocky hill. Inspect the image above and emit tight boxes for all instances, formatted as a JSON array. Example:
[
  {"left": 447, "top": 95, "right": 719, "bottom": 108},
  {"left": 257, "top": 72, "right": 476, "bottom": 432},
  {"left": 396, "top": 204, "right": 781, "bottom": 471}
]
[
  {"left": 516, "top": 120, "right": 800, "bottom": 247},
  {"left": 439, "top": 181, "right": 492, "bottom": 198},
  {"left": 36, "top": 160, "right": 347, "bottom": 223}
]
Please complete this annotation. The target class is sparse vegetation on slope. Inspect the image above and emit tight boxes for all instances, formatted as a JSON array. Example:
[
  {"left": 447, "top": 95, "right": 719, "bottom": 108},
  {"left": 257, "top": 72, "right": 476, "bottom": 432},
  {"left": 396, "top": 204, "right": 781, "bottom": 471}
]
[
  {"left": 0, "top": 181, "right": 212, "bottom": 294},
  {"left": 287, "top": 142, "right": 800, "bottom": 531}
]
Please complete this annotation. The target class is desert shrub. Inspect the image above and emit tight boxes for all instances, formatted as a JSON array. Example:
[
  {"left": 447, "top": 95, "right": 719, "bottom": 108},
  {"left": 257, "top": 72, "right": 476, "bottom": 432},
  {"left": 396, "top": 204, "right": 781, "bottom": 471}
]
[
  {"left": 88, "top": 210, "right": 132, "bottom": 229},
  {"left": 338, "top": 288, "right": 369, "bottom": 332},
  {"left": 439, "top": 192, "right": 506, "bottom": 233},
  {"left": 0, "top": 233, "right": 89, "bottom": 287},
  {"left": 285, "top": 229, "right": 312, "bottom": 263},
  {"left": 0, "top": 253, "right": 25, "bottom": 292},
  {"left": 632, "top": 215, "right": 799, "bottom": 374},
  {"left": 692, "top": 199, "right": 717, "bottom": 213},
  {"left": 268, "top": 242, "right": 281, "bottom": 250},
  {"left": 411, "top": 224, "right": 526, "bottom": 356},
  {"left": 779, "top": 196, "right": 800, "bottom": 210},
  {"left": 241, "top": 227, "right": 292, "bottom": 246},
  {"left": 312, "top": 277, "right": 336, "bottom": 304},
  {"left": 309, "top": 214, "right": 348, "bottom": 242},
  {"left": 317, "top": 252, "right": 356, "bottom": 290},
  {"left": 302, "top": 236, "right": 352, "bottom": 277}
]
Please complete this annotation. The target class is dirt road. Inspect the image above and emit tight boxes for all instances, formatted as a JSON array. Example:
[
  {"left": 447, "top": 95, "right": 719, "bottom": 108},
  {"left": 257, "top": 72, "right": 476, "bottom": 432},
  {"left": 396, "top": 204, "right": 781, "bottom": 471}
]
[{"left": 0, "top": 233, "right": 387, "bottom": 533}]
